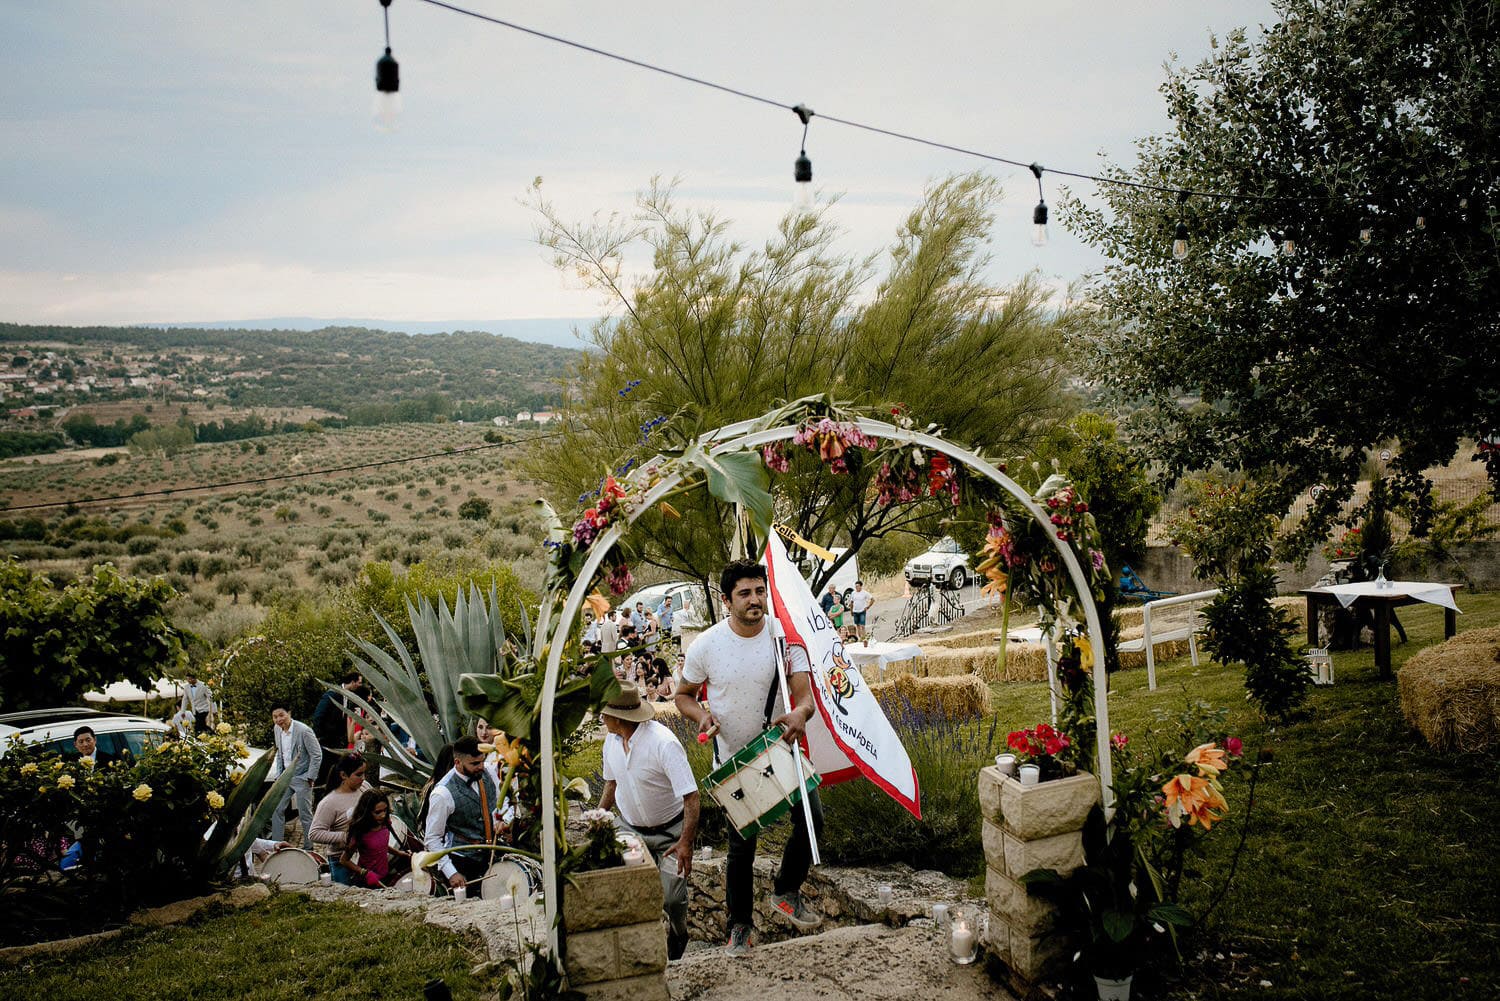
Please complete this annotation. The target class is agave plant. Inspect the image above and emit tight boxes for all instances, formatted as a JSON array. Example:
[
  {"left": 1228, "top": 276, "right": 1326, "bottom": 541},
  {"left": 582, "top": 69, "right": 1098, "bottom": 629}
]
[{"left": 323, "top": 581, "right": 517, "bottom": 798}]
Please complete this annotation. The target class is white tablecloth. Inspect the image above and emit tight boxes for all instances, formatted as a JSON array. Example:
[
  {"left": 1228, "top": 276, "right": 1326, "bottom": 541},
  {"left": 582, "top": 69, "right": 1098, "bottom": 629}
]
[
  {"left": 846, "top": 641, "right": 923, "bottom": 672},
  {"left": 1316, "top": 580, "right": 1461, "bottom": 612}
]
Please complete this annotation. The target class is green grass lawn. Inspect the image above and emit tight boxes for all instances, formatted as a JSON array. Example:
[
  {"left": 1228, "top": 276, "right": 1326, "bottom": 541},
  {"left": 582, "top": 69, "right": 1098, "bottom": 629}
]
[
  {"left": 988, "top": 592, "right": 1500, "bottom": 1000},
  {"left": 0, "top": 893, "right": 489, "bottom": 1001}
]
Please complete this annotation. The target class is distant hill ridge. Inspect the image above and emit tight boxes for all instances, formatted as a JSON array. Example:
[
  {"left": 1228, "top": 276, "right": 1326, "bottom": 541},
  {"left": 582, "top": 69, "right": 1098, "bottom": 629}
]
[{"left": 0, "top": 321, "right": 584, "bottom": 417}]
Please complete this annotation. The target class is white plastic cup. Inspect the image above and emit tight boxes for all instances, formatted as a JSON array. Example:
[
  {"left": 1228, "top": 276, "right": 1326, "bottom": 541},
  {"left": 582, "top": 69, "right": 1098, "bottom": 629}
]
[
  {"left": 319, "top": 872, "right": 331, "bottom": 885},
  {"left": 659, "top": 852, "right": 680, "bottom": 878},
  {"left": 878, "top": 883, "right": 893, "bottom": 906},
  {"left": 498, "top": 893, "right": 515, "bottom": 911},
  {"left": 994, "top": 753, "right": 1017, "bottom": 777},
  {"left": 1018, "top": 764, "right": 1041, "bottom": 787},
  {"left": 697, "top": 846, "right": 712, "bottom": 861},
  {"left": 931, "top": 903, "right": 949, "bottom": 928},
  {"left": 452, "top": 885, "right": 467, "bottom": 902}
]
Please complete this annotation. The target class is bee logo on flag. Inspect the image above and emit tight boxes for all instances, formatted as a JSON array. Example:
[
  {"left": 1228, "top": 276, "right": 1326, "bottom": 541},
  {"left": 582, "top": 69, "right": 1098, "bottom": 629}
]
[{"left": 826, "top": 647, "right": 859, "bottom": 715}]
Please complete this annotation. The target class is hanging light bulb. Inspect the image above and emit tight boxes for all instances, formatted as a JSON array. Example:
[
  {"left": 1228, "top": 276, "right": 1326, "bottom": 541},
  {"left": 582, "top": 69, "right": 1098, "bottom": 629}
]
[
  {"left": 1030, "top": 163, "right": 1048, "bottom": 247},
  {"left": 792, "top": 104, "right": 814, "bottom": 212},
  {"left": 1359, "top": 222, "right": 1373, "bottom": 245},
  {"left": 373, "top": 0, "right": 400, "bottom": 132},
  {"left": 1414, "top": 212, "right": 1427, "bottom": 231},
  {"left": 1279, "top": 232, "right": 1296, "bottom": 257},
  {"left": 1171, "top": 191, "right": 1190, "bottom": 260}
]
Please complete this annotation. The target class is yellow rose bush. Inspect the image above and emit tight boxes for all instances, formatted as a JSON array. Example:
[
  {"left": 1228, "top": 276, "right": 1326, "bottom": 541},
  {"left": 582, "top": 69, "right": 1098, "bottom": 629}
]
[{"left": 0, "top": 730, "right": 250, "bottom": 944}]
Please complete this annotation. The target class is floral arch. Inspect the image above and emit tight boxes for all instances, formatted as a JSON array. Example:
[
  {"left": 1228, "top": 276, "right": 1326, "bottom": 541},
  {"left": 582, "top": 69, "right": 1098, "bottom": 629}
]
[{"left": 483, "top": 398, "right": 1113, "bottom": 952}]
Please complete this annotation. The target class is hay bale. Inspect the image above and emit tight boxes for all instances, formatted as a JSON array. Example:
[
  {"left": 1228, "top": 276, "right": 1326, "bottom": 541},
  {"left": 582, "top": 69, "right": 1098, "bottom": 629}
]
[
  {"left": 938, "top": 627, "right": 1006, "bottom": 650},
  {"left": 1115, "top": 606, "right": 1144, "bottom": 631},
  {"left": 1398, "top": 627, "right": 1500, "bottom": 753},
  {"left": 872, "top": 673, "right": 991, "bottom": 721}
]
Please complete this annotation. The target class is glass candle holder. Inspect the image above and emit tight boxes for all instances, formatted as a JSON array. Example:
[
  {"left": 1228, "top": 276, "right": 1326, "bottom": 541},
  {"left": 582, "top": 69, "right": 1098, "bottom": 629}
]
[
  {"left": 878, "top": 883, "right": 893, "bottom": 906},
  {"left": 994, "top": 753, "right": 1017, "bottom": 777},
  {"left": 1018, "top": 763, "right": 1041, "bottom": 786},
  {"left": 623, "top": 848, "right": 645, "bottom": 866},
  {"left": 948, "top": 906, "right": 979, "bottom": 965},
  {"left": 931, "top": 902, "right": 949, "bottom": 929}
]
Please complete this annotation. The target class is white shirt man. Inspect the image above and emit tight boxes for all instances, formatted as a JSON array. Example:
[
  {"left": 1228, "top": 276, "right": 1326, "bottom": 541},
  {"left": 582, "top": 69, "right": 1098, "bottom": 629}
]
[
  {"left": 598, "top": 681, "right": 699, "bottom": 959},
  {"left": 598, "top": 611, "right": 620, "bottom": 653},
  {"left": 848, "top": 582, "right": 875, "bottom": 639},
  {"left": 181, "top": 674, "right": 214, "bottom": 733},
  {"left": 676, "top": 561, "right": 823, "bottom": 955}
]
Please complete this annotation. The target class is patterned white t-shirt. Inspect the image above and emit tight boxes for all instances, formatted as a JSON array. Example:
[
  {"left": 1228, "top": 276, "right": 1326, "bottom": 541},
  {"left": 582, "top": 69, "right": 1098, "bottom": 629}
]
[{"left": 681, "top": 618, "right": 810, "bottom": 760}]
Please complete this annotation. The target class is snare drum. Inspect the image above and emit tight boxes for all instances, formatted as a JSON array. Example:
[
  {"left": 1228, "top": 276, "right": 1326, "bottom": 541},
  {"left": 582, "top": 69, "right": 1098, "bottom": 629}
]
[
  {"left": 703, "top": 724, "right": 821, "bottom": 838},
  {"left": 259, "top": 847, "right": 322, "bottom": 884},
  {"left": 481, "top": 859, "right": 531, "bottom": 902}
]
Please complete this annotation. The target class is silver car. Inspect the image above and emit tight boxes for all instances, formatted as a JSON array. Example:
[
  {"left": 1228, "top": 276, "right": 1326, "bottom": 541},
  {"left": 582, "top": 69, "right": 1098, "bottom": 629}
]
[{"left": 903, "top": 537, "right": 972, "bottom": 590}]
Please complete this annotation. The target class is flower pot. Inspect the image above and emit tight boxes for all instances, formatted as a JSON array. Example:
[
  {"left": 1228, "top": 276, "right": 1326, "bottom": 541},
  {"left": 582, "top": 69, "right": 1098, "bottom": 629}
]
[
  {"left": 993, "top": 768, "right": 1100, "bottom": 841},
  {"left": 1094, "top": 973, "right": 1133, "bottom": 1001}
]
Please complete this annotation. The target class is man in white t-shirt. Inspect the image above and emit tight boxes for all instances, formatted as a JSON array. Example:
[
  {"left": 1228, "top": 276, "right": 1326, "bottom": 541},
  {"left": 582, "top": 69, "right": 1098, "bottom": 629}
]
[
  {"left": 598, "top": 681, "right": 699, "bottom": 960},
  {"left": 676, "top": 559, "right": 823, "bottom": 958},
  {"left": 848, "top": 580, "right": 875, "bottom": 641}
]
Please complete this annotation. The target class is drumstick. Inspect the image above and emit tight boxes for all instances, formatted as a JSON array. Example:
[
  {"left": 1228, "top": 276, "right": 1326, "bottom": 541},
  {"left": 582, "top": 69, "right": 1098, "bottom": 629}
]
[{"left": 697, "top": 721, "right": 720, "bottom": 743}]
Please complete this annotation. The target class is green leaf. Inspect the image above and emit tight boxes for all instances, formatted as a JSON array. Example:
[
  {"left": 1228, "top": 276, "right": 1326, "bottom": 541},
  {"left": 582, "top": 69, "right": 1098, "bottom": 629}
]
[
  {"left": 1147, "top": 902, "right": 1195, "bottom": 928},
  {"left": 684, "top": 446, "right": 773, "bottom": 539},
  {"left": 1102, "top": 909, "right": 1136, "bottom": 943}
]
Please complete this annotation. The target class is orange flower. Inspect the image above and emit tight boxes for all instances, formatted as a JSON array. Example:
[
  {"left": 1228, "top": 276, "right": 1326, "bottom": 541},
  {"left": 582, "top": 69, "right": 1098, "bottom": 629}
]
[
  {"left": 1162, "top": 773, "right": 1228, "bottom": 830},
  {"left": 1184, "top": 742, "right": 1228, "bottom": 776}
]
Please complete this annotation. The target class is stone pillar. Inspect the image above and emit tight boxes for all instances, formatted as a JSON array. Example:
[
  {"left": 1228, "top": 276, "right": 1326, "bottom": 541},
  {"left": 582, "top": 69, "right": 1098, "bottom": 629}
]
[
  {"left": 562, "top": 860, "right": 669, "bottom": 1001},
  {"left": 977, "top": 767, "right": 1098, "bottom": 993}
]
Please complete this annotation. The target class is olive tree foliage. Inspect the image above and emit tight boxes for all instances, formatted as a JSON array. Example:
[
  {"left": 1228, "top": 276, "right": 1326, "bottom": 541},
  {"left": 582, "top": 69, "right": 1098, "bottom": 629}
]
[
  {"left": 1065, "top": 0, "right": 1499, "bottom": 559},
  {"left": 523, "top": 174, "right": 1081, "bottom": 589}
]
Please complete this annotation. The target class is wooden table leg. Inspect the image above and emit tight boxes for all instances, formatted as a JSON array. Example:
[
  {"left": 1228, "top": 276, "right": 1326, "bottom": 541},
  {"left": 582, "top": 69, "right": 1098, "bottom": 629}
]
[
  {"left": 1445, "top": 608, "right": 1457, "bottom": 639},
  {"left": 1373, "top": 603, "right": 1392, "bottom": 679}
]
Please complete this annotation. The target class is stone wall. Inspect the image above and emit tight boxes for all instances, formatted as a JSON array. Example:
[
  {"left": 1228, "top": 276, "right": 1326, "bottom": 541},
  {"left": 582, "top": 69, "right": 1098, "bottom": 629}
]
[
  {"left": 681, "top": 855, "right": 972, "bottom": 946},
  {"left": 563, "top": 861, "right": 669, "bottom": 1001}
]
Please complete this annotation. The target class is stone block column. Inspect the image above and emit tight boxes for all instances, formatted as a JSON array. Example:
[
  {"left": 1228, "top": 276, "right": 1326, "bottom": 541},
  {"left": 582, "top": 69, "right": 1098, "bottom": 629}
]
[
  {"left": 562, "top": 860, "right": 670, "bottom": 1001},
  {"left": 977, "top": 767, "right": 1099, "bottom": 992}
]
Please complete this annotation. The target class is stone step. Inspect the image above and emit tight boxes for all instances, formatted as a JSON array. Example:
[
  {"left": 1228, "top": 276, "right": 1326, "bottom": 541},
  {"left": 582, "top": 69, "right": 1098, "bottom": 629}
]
[{"left": 666, "top": 922, "right": 1012, "bottom": 1001}]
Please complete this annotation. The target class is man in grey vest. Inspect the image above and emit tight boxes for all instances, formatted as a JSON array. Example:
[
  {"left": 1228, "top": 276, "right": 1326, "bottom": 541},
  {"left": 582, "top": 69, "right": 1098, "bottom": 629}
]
[{"left": 422, "top": 735, "right": 498, "bottom": 897}]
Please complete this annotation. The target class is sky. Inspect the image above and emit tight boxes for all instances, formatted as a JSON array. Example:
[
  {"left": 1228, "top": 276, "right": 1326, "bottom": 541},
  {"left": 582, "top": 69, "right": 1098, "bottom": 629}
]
[{"left": 0, "top": 1, "right": 1278, "bottom": 337}]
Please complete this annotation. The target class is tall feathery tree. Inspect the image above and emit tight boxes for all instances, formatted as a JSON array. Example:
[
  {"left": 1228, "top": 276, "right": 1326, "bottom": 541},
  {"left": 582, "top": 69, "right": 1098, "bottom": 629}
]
[
  {"left": 523, "top": 174, "right": 1084, "bottom": 594},
  {"left": 1066, "top": 0, "right": 1499, "bottom": 557}
]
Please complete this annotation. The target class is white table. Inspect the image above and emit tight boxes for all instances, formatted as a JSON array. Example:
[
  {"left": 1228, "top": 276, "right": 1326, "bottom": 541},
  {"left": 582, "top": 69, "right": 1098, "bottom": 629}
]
[{"left": 846, "top": 641, "right": 923, "bottom": 679}]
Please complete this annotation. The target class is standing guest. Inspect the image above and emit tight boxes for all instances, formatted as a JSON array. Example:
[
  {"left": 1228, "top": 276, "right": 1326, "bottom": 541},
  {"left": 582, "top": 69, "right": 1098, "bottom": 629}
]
[
  {"left": 820, "top": 583, "right": 838, "bottom": 616},
  {"left": 848, "top": 581, "right": 875, "bottom": 641},
  {"left": 70, "top": 726, "right": 115, "bottom": 768},
  {"left": 422, "top": 735, "right": 499, "bottom": 899},
  {"left": 269, "top": 706, "right": 323, "bottom": 850},
  {"left": 341, "top": 790, "right": 409, "bottom": 888},
  {"left": 675, "top": 560, "right": 823, "bottom": 958},
  {"left": 658, "top": 596, "right": 677, "bottom": 645},
  {"left": 643, "top": 609, "right": 662, "bottom": 653},
  {"left": 180, "top": 672, "right": 214, "bottom": 735},
  {"left": 583, "top": 612, "right": 602, "bottom": 649},
  {"left": 631, "top": 602, "right": 649, "bottom": 638},
  {"left": 597, "top": 609, "right": 621, "bottom": 655},
  {"left": 309, "top": 752, "right": 371, "bottom": 884},
  {"left": 597, "top": 681, "right": 699, "bottom": 960},
  {"left": 827, "top": 592, "right": 848, "bottom": 641},
  {"left": 312, "top": 673, "right": 364, "bottom": 793}
]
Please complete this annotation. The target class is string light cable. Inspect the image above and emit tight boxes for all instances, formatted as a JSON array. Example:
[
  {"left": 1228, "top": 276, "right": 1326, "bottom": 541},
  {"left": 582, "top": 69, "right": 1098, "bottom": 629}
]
[
  {"left": 400, "top": 0, "right": 1296, "bottom": 207},
  {"left": 0, "top": 431, "right": 563, "bottom": 513}
]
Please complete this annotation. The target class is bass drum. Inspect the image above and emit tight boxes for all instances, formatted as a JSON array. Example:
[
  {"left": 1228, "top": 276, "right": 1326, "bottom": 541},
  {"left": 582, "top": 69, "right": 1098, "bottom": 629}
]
[
  {"left": 259, "top": 848, "right": 322, "bottom": 885},
  {"left": 481, "top": 858, "right": 530, "bottom": 902}
]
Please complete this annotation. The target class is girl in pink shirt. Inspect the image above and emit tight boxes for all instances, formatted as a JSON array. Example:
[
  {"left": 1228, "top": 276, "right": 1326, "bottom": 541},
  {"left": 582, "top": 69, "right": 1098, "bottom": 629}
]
[{"left": 339, "top": 790, "right": 407, "bottom": 888}]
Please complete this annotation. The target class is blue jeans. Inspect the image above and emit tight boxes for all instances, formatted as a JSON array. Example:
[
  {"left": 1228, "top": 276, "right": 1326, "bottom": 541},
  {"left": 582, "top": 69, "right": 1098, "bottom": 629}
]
[{"left": 329, "top": 860, "right": 354, "bottom": 886}]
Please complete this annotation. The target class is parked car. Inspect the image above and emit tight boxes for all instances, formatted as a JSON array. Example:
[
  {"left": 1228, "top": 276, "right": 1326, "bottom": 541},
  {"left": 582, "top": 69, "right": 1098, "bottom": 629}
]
[
  {"left": 903, "top": 537, "right": 972, "bottom": 590},
  {"left": 619, "top": 581, "right": 709, "bottom": 634},
  {"left": 0, "top": 707, "right": 263, "bottom": 773}
]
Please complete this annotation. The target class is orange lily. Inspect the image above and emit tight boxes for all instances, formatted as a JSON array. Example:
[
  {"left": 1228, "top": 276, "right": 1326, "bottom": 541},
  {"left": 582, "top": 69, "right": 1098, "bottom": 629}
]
[
  {"left": 1184, "top": 742, "right": 1228, "bottom": 776},
  {"left": 1162, "top": 773, "right": 1228, "bottom": 830}
]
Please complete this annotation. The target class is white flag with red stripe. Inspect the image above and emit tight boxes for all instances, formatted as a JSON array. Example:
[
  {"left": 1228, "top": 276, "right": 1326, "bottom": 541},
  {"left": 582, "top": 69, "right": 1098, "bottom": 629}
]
[{"left": 763, "top": 532, "right": 922, "bottom": 819}]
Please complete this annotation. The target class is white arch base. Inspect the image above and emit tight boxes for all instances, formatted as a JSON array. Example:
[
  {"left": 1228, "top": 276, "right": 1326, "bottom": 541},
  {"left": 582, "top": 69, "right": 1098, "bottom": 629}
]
[{"left": 535, "top": 416, "right": 1111, "bottom": 955}]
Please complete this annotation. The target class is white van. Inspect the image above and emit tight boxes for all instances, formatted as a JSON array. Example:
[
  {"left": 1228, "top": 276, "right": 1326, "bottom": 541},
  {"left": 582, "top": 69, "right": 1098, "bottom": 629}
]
[{"left": 804, "top": 547, "right": 860, "bottom": 603}]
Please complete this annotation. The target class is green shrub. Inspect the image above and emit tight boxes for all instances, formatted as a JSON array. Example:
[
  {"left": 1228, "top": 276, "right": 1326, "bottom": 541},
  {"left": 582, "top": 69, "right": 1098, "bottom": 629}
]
[{"left": 817, "top": 704, "right": 1001, "bottom": 876}]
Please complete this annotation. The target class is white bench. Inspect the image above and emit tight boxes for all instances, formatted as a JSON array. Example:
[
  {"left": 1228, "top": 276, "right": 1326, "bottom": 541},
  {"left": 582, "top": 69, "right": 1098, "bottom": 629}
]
[{"left": 1117, "top": 589, "right": 1219, "bottom": 690}]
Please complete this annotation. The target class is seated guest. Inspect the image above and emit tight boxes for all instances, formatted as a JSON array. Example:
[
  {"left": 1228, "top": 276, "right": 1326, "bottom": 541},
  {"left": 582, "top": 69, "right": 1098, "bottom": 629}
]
[
  {"left": 422, "top": 736, "right": 500, "bottom": 899},
  {"left": 340, "top": 789, "right": 408, "bottom": 888},
  {"left": 309, "top": 753, "right": 371, "bottom": 884}
]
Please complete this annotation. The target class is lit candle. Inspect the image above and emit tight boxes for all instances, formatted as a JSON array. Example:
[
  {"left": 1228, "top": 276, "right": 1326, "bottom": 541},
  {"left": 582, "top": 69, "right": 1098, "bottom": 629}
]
[
  {"left": 452, "top": 885, "right": 467, "bottom": 902},
  {"left": 498, "top": 893, "right": 514, "bottom": 911},
  {"left": 1019, "top": 764, "right": 1040, "bottom": 786},
  {"left": 623, "top": 847, "right": 644, "bottom": 866},
  {"left": 697, "top": 846, "right": 712, "bottom": 861},
  {"left": 994, "top": 753, "right": 1017, "bottom": 777},
  {"left": 949, "top": 920, "right": 975, "bottom": 961},
  {"left": 878, "top": 883, "right": 893, "bottom": 906}
]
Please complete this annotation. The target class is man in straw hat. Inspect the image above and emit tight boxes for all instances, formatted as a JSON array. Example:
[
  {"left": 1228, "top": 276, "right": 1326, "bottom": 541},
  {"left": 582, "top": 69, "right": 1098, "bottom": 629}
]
[{"left": 597, "top": 681, "right": 699, "bottom": 960}]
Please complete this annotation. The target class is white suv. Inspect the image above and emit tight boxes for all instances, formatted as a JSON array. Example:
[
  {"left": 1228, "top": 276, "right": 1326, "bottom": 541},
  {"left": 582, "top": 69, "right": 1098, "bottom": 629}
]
[
  {"left": 903, "top": 537, "right": 972, "bottom": 590},
  {"left": 0, "top": 707, "right": 171, "bottom": 761}
]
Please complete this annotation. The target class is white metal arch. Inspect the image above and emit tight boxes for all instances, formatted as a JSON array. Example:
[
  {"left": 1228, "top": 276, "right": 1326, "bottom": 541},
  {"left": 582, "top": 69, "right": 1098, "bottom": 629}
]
[{"left": 535, "top": 416, "right": 1111, "bottom": 952}]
